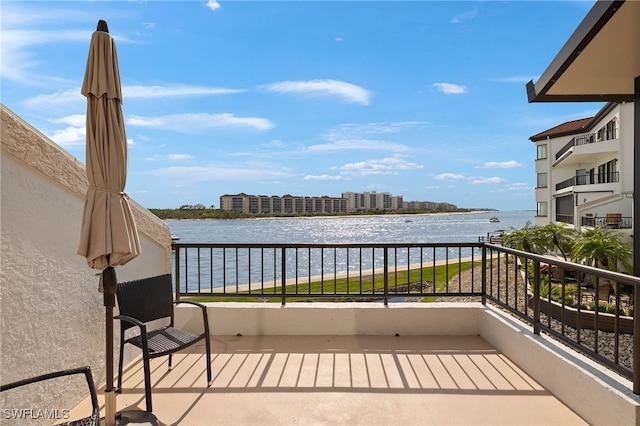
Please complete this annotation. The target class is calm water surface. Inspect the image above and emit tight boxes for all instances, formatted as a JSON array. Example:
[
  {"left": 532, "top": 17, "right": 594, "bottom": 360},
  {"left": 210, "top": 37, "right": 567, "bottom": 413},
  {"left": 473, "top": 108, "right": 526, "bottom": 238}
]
[
  {"left": 168, "top": 211, "right": 534, "bottom": 290},
  {"left": 167, "top": 210, "right": 534, "bottom": 244}
]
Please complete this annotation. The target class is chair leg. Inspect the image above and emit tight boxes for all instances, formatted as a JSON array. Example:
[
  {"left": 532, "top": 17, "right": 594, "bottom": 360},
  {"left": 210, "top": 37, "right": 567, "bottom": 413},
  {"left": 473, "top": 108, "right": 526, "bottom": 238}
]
[
  {"left": 205, "top": 335, "right": 212, "bottom": 386},
  {"left": 117, "top": 340, "right": 125, "bottom": 390},
  {"left": 142, "top": 354, "right": 153, "bottom": 412},
  {"left": 168, "top": 353, "right": 173, "bottom": 369}
]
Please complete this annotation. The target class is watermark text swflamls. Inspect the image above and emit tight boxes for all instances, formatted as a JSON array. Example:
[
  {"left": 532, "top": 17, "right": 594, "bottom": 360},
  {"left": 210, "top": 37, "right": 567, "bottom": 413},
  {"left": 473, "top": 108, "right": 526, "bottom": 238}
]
[{"left": 2, "top": 408, "right": 70, "bottom": 420}]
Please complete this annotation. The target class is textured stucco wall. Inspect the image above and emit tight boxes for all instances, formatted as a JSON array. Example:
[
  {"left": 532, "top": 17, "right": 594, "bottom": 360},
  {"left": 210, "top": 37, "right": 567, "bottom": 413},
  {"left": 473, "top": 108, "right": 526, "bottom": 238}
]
[{"left": 0, "top": 105, "right": 172, "bottom": 421}]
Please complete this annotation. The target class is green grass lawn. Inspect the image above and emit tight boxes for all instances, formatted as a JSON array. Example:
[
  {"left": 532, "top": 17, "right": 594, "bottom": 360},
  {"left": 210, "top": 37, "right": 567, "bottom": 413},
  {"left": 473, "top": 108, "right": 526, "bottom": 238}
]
[{"left": 186, "top": 260, "right": 479, "bottom": 303}]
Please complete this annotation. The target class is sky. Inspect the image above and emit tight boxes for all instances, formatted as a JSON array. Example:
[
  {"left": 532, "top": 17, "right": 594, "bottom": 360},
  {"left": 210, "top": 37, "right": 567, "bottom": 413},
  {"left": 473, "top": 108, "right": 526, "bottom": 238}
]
[{"left": 1, "top": 0, "right": 607, "bottom": 210}]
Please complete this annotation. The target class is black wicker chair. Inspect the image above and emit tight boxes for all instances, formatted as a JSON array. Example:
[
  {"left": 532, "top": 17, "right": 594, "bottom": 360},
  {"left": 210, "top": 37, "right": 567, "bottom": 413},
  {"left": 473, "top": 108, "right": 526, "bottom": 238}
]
[
  {"left": 0, "top": 366, "right": 99, "bottom": 426},
  {"left": 115, "top": 274, "right": 212, "bottom": 412}
]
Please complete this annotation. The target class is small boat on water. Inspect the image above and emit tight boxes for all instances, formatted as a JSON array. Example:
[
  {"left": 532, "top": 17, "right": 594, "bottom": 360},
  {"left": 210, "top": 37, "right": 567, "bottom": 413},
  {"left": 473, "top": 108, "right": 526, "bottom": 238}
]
[{"left": 489, "top": 217, "right": 500, "bottom": 223}]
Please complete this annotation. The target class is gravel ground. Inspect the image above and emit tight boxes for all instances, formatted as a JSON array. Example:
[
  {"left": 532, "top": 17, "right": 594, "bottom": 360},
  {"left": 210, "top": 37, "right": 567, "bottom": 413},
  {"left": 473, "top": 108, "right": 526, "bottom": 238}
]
[{"left": 429, "top": 261, "right": 634, "bottom": 371}]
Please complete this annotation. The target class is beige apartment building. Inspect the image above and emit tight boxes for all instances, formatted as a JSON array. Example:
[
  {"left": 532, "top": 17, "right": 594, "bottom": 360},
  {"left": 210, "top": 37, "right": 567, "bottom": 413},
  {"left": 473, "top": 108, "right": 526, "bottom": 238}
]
[
  {"left": 403, "top": 201, "right": 458, "bottom": 211},
  {"left": 220, "top": 193, "right": 348, "bottom": 215},
  {"left": 341, "top": 191, "right": 403, "bottom": 213}
]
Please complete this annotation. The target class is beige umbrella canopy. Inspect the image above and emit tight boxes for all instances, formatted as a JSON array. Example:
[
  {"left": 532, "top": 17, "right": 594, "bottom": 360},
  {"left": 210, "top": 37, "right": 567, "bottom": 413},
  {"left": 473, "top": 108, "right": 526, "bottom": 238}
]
[
  {"left": 78, "top": 21, "right": 140, "bottom": 271},
  {"left": 78, "top": 19, "right": 140, "bottom": 426}
]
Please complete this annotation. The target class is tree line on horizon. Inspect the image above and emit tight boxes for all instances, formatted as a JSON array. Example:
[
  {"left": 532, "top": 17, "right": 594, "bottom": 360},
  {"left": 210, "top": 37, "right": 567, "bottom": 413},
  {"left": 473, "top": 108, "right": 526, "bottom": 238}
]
[{"left": 148, "top": 204, "right": 492, "bottom": 220}]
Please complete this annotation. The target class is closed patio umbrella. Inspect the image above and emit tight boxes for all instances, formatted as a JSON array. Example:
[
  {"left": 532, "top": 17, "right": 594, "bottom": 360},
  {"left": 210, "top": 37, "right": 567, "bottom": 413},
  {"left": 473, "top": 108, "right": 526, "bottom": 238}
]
[{"left": 78, "top": 19, "right": 140, "bottom": 426}]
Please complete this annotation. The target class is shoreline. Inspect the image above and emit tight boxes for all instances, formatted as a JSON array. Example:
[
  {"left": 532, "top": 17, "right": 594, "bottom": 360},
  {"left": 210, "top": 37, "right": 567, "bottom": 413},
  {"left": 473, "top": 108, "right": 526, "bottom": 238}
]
[
  {"left": 165, "top": 209, "right": 508, "bottom": 221},
  {"left": 182, "top": 256, "right": 478, "bottom": 294}
]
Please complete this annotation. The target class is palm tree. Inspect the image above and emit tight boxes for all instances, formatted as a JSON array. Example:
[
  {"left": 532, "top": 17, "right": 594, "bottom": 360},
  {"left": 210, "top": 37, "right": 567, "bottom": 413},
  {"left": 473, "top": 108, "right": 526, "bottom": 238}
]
[
  {"left": 570, "top": 226, "right": 632, "bottom": 272},
  {"left": 502, "top": 221, "right": 545, "bottom": 254},
  {"left": 538, "top": 222, "right": 578, "bottom": 261}
]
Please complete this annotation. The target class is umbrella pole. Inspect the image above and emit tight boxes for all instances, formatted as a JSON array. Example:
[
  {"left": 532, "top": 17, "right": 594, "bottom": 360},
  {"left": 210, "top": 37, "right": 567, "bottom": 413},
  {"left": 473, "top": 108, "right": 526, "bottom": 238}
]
[{"left": 103, "top": 266, "right": 117, "bottom": 426}]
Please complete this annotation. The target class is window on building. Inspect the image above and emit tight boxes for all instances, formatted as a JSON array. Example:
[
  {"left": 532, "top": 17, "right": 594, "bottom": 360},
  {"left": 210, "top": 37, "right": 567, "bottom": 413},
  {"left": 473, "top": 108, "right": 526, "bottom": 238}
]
[
  {"left": 537, "top": 202, "right": 547, "bottom": 217},
  {"left": 597, "top": 118, "right": 617, "bottom": 141},
  {"left": 537, "top": 172, "right": 547, "bottom": 188},
  {"left": 597, "top": 158, "right": 618, "bottom": 183},
  {"left": 537, "top": 144, "right": 547, "bottom": 160}
]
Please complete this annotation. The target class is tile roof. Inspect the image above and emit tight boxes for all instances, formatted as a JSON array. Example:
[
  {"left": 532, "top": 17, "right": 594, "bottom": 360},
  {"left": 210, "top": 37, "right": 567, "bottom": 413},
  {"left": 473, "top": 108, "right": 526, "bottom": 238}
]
[{"left": 529, "top": 117, "right": 593, "bottom": 141}]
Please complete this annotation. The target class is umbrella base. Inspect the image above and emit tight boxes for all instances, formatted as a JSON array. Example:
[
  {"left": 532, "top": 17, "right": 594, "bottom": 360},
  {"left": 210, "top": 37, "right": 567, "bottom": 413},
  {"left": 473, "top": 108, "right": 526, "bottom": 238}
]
[{"left": 114, "top": 410, "right": 158, "bottom": 425}]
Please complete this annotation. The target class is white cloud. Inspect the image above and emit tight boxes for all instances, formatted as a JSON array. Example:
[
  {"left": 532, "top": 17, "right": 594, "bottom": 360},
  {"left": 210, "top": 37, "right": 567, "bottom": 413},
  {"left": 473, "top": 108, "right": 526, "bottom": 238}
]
[
  {"left": 325, "top": 121, "right": 430, "bottom": 139},
  {"left": 43, "top": 123, "right": 136, "bottom": 148},
  {"left": 23, "top": 89, "right": 84, "bottom": 109},
  {"left": 50, "top": 114, "right": 85, "bottom": 127},
  {"left": 1, "top": 29, "right": 90, "bottom": 85},
  {"left": 476, "top": 160, "right": 524, "bottom": 169},
  {"left": 205, "top": 0, "right": 221, "bottom": 11},
  {"left": 432, "top": 83, "right": 467, "bottom": 95},
  {"left": 435, "top": 173, "right": 507, "bottom": 185},
  {"left": 307, "top": 139, "right": 408, "bottom": 153},
  {"left": 263, "top": 79, "right": 371, "bottom": 105},
  {"left": 434, "top": 173, "right": 466, "bottom": 181},
  {"left": 451, "top": 8, "right": 478, "bottom": 24},
  {"left": 340, "top": 156, "right": 422, "bottom": 177},
  {"left": 44, "top": 126, "right": 85, "bottom": 147},
  {"left": 124, "top": 85, "right": 243, "bottom": 98},
  {"left": 168, "top": 154, "right": 194, "bottom": 160},
  {"left": 469, "top": 176, "right": 506, "bottom": 184},
  {"left": 127, "top": 113, "right": 274, "bottom": 132},
  {"left": 22, "top": 84, "right": 242, "bottom": 109},
  {"left": 303, "top": 175, "right": 344, "bottom": 181},
  {"left": 152, "top": 165, "right": 291, "bottom": 181}
]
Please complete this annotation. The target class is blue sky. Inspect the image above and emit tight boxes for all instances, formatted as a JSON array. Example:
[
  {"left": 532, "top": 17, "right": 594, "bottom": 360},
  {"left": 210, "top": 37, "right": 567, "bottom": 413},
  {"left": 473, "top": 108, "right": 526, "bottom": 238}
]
[{"left": 2, "top": 1, "right": 605, "bottom": 210}]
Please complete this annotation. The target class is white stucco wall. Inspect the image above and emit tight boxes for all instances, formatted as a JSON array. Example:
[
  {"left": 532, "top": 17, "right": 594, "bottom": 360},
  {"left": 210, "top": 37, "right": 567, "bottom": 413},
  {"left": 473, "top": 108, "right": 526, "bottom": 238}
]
[
  {"left": 0, "top": 105, "right": 172, "bottom": 421},
  {"left": 175, "top": 302, "right": 482, "bottom": 336}
]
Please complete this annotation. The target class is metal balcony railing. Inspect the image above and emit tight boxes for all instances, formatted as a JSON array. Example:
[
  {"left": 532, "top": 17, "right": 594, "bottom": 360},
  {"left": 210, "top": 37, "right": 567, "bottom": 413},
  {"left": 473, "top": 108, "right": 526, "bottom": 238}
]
[
  {"left": 555, "top": 133, "right": 596, "bottom": 160},
  {"left": 172, "top": 241, "right": 640, "bottom": 394},
  {"left": 555, "top": 131, "right": 617, "bottom": 161},
  {"left": 555, "top": 172, "right": 619, "bottom": 191},
  {"left": 581, "top": 215, "right": 632, "bottom": 229}
]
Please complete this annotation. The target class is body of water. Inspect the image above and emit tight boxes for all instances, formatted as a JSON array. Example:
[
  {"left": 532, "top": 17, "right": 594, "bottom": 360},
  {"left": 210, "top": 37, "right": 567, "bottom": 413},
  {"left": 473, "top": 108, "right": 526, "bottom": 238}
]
[
  {"left": 167, "top": 210, "right": 535, "bottom": 244},
  {"left": 167, "top": 211, "right": 534, "bottom": 290}
]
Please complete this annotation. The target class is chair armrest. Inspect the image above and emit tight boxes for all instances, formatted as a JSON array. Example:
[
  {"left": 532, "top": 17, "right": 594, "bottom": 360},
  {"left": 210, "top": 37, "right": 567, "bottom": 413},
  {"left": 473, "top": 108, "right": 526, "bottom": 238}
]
[
  {"left": 174, "top": 300, "right": 207, "bottom": 310},
  {"left": 173, "top": 300, "right": 209, "bottom": 335},
  {"left": 0, "top": 366, "right": 99, "bottom": 417},
  {"left": 115, "top": 314, "right": 148, "bottom": 333}
]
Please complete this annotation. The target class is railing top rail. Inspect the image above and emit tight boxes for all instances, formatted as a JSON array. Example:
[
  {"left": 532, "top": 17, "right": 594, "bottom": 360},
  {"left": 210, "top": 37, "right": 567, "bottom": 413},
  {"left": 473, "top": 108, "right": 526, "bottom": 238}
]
[
  {"left": 486, "top": 243, "right": 640, "bottom": 286},
  {"left": 173, "top": 241, "right": 485, "bottom": 249}
]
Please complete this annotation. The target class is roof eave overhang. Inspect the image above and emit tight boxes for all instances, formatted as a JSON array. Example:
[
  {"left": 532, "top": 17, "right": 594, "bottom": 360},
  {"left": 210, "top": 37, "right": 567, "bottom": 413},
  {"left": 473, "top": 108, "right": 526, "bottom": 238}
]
[{"left": 527, "top": 0, "right": 634, "bottom": 103}]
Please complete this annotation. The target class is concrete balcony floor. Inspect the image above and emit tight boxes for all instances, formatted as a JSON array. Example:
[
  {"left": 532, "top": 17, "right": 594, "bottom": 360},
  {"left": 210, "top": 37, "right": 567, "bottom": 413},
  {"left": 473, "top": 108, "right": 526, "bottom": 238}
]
[{"left": 71, "top": 334, "right": 586, "bottom": 425}]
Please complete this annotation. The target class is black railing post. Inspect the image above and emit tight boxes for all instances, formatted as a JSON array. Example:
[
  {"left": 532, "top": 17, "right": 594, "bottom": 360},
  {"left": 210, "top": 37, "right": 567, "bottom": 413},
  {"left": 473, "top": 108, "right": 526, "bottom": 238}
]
[
  {"left": 281, "top": 247, "right": 286, "bottom": 306},
  {"left": 634, "top": 285, "right": 640, "bottom": 394},
  {"left": 633, "top": 75, "right": 640, "bottom": 395},
  {"left": 174, "top": 245, "right": 181, "bottom": 300},
  {"left": 383, "top": 247, "right": 389, "bottom": 306},
  {"left": 481, "top": 245, "right": 487, "bottom": 305},
  {"left": 533, "top": 259, "right": 540, "bottom": 335}
]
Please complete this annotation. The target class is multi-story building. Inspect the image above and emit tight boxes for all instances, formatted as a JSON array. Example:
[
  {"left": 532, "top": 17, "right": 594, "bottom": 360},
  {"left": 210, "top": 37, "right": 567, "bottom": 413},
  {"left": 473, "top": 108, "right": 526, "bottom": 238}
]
[
  {"left": 342, "top": 191, "right": 403, "bottom": 213},
  {"left": 530, "top": 102, "right": 634, "bottom": 234},
  {"left": 403, "top": 201, "right": 458, "bottom": 212},
  {"left": 220, "top": 193, "right": 347, "bottom": 215}
]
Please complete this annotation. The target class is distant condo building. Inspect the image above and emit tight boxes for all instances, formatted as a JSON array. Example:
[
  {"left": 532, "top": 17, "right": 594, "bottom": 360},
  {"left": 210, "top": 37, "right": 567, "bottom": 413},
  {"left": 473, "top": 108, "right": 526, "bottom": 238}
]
[
  {"left": 221, "top": 191, "right": 457, "bottom": 215},
  {"left": 342, "top": 191, "right": 403, "bottom": 213},
  {"left": 220, "top": 193, "right": 347, "bottom": 215},
  {"left": 403, "top": 201, "right": 458, "bottom": 212}
]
